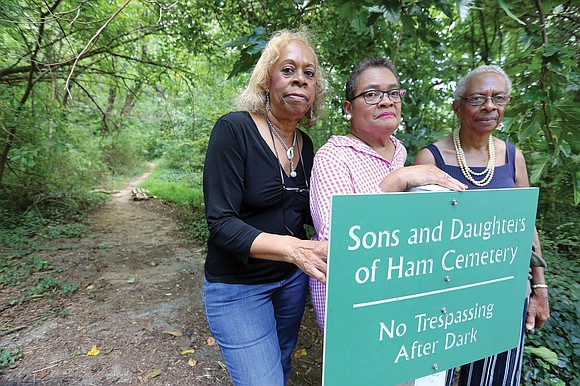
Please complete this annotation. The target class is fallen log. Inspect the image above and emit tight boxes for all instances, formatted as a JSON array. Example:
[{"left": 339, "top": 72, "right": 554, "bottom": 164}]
[
  {"left": 131, "top": 187, "right": 150, "bottom": 201},
  {"left": 91, "top": 189, "right": 121, "bottom": 194}
]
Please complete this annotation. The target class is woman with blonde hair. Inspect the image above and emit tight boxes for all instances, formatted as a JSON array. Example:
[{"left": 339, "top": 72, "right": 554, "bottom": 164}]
[{"left": 202, "top": 28, "right": 327, "bottom": 385}]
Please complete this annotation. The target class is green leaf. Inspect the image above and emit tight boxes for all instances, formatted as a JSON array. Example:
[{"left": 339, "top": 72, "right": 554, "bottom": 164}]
[
  {"left": 529, "top": 153, "right": 549, "bottom": 184},
  {"left": 223, "top": 27, "right": 267, "bottom": 78},
  {"left": 351, "top": 14, "right": 367, "bottom": 34},
  {"left": 339, "top": 1, "right": 358, "bottom": 19},
  {"left": 522, "top": 87, "right": 546, "bottom": 104},
  {"left": 382, "top": 8, "right": 401, "bottom": 24},
  {"left": 524, "top": 346, "right": 559, "bottom": 365},
  {"left": 518, "top": 118, "right": 541, "bottom": 143},
  {"left": 401, "top": 14, "right": 417, "bottom": 33},
  {"left": 558, "top": 141, "right": 571, "bottom": 158},
  {"left": 247, "top": 41, "right": 266, "bottom": 55},
  {"left": 543, "top": 45, "right": 560, "bottom": 58},
  {"left": 497, "top": 0, "right": 526, "bottom": 25},
  {"left": 220, "top": 36, "right": 249, "bottom": 49},
  {"left": 145, "top": 369, "right": 162, "bottom": 378},
  {"left": 553, "top": 101, "right": 580, "bottom": 125},
  {"left": 367, "top": 2, "right": 401, "bottom": 24},
  {"left": 227, "top": 51, "right": 258, "bottom": 79}
]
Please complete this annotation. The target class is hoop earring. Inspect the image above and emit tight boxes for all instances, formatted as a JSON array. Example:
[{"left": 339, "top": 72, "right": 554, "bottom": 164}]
[
  {"left": 310, "top": 107, "right": 315, "bottom": 120},
  {"left": 266, "top": 92, "right": 271, "bottom": 112},
  {"left": 498, "top": 122, "right": 505, "bottom": 130}
]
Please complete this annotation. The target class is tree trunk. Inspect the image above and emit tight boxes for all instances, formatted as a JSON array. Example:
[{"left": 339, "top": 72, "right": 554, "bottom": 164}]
[
  {"left": 121, "top": 81, "right": 142, "bottom": 117},
  {"left": 0, "top": 0, "right": 63, "bottom": 186},
  {"left": 103, "top": 85, "right": 117, "bottom": 133}
]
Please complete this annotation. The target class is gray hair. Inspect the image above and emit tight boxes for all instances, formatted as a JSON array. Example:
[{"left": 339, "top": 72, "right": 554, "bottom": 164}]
[{"left": 453, "top": 65, "right": 512, "bottom": 101}]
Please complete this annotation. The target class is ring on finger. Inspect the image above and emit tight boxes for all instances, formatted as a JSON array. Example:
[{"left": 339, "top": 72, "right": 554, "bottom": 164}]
[{"left": 443, "top": 173, "right": 449, "bottom": 180}]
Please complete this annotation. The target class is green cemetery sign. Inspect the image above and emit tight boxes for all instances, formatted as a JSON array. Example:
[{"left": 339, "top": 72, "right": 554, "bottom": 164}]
[{"left": 323, "top": 188, "right": 539, "bottom": 385}]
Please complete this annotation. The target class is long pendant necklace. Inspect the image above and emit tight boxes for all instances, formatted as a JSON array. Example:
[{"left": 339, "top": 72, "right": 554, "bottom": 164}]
[
  {"left": 265, "top": 113, "right": 298, "bottom": 177},
  {"left": 453, "top": 128, "right": 495, "bottom": 187}
]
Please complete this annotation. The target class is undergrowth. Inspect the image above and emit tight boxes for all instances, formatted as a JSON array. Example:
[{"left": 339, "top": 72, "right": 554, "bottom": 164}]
[
  {"left": 0, "top": 215, "right": 85, "bottom": 371},
  {"left": 0, "top": 349, "right": 23, "bottom": 374},
  {"left": 0, "top": 255, "right": 80, "bottom": 305},
  {"left": 0, "top": 177, "right": 115, "bottom": 372},
  {"left": 521, "top": 204, "right": 580, "bottom": 386},
  {"left": 521, "top": 249, "right": 579, "bottom": 385}
]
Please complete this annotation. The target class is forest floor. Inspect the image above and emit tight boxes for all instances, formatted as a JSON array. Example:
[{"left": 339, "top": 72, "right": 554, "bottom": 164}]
[{"left": 0, "top": 166, "right": 324, "bottom": 385}]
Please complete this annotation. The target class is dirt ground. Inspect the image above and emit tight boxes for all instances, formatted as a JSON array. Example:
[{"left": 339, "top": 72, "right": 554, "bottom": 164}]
[{"left": 0, "top": 166, "right": 323, "bottom": 385}]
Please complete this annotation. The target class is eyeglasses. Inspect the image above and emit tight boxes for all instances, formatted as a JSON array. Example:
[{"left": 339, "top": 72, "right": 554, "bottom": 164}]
[
  {"left": 279, "top": 165, "right": 309, "bottom": 236},
  {"left": 284, "top": 187, "right": 309, "bottom": 193},
  {"left": 461, "top": 93, "right": 511, "bottom": 107},
  {"left": 281, "top": 184, "right": 309, "bottom": 236},
  {"left": 352, "top": 88, "right": 406, "bottom": 105}
]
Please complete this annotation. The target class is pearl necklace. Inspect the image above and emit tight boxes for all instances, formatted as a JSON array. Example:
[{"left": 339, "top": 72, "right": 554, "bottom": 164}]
[
  {"left": 453, "top": 128, "right": 495, "bottom": 187},
  {"left": 265, "top": 113, "right": 298, "bottom": 178}
]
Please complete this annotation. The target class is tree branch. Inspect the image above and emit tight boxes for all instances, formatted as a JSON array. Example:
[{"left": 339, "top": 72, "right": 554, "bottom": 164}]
[
  {"left": 0, "top": 25, "right": 161, "bottom": 82},
  {"left": 64, "top": 0, "right": 133, "bottom": 95},
  {"left": 71, "top": 79, "right": 116, "bottom": 133},
  {"left": 534, "top": 0, "right": 555, "bottom": 148}
]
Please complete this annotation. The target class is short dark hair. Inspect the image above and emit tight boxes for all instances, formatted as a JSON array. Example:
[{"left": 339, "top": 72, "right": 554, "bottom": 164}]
[{"left": 345, "top": 57, "right": 400, "bottom": 102}]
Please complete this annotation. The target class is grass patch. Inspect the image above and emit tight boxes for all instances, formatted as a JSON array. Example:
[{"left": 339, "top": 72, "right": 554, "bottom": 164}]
[
  {"left": 140, "top": 167, "right": 202, "bottom": 207},
  {"left": 0, "top": 189, "right": 89, "bottom": 371}
]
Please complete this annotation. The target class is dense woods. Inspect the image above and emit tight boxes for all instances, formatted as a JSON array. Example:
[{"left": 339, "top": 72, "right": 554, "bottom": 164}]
[
  {"left": 1, "top": 1, "right": 578, "bottom": 201},
  {"left": 1, "top": 0, "right": 578, "bottom": 384}
]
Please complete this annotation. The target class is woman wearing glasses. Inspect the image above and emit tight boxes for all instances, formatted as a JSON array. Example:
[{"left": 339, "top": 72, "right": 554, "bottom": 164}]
[
  {"left": 413, "top": 65, "right": 550, "bottom": 386},
  {"left": 202, "top": 29, "right": 327, "bottom": 386},
  {"left": 309, "top": 57, "right": 466, "bottom": 332}
]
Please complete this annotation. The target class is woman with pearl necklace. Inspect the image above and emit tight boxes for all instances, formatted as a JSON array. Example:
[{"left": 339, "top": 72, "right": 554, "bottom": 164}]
[{"left": 414, "top": 64, "right": 550, "bottom": 386}]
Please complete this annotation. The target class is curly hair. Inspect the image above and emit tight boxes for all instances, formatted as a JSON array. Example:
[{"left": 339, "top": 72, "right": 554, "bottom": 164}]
[{"left": 236, "top": 28, "right": 326, "bottom": 128}]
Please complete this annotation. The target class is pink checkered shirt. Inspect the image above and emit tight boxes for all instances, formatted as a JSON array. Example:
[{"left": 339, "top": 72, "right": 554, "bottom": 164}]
[{"left": 309, "top": 134, "right": 407, "bottom": 331}]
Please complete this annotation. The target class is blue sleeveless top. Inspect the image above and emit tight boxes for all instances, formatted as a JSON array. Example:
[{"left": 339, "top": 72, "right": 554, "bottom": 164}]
[{"left": 426, "top": 141, "right": 517, "bottom": 190}]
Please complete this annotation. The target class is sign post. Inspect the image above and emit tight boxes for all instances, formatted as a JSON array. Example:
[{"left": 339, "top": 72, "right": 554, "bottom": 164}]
[{"left": 322, "top": 188, "right": 539, "bottom": 386}]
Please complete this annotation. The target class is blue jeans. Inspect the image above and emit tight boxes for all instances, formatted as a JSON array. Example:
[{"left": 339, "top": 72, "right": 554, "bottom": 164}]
[{"left": 203, "top": 268, "right": 308, "bottom": 386}]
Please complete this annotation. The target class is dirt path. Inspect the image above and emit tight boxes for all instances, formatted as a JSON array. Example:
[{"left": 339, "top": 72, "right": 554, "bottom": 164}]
[{"left": 0, "top": 166, "right": 323, "bottom": 385}]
